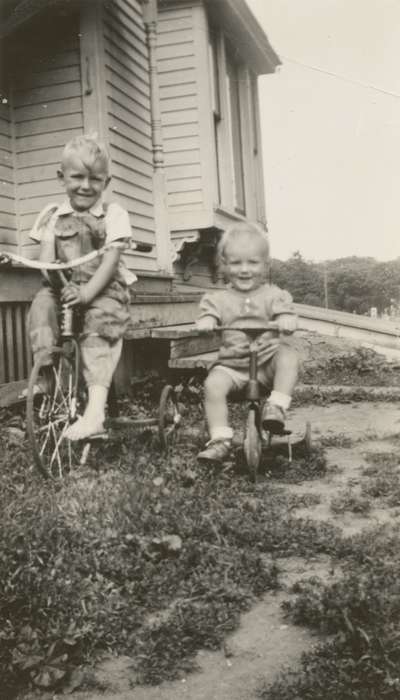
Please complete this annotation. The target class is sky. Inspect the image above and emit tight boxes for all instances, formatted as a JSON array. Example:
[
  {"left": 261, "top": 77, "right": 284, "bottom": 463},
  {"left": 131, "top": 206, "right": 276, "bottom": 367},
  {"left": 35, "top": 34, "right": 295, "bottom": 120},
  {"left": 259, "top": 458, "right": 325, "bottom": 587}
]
[{"left": 246, "top": 0, "right": 400, "bottom": 262}]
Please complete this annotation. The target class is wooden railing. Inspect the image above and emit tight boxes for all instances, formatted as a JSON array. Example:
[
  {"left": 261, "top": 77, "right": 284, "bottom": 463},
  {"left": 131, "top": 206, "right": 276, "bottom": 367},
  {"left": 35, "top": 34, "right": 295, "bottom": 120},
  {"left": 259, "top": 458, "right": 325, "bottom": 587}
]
[
  {"left": 295, "top": 303, "right": 400, "bottom": 354},
  {"left": 0, "top": 301, "right": 32, "bottom": 384}
]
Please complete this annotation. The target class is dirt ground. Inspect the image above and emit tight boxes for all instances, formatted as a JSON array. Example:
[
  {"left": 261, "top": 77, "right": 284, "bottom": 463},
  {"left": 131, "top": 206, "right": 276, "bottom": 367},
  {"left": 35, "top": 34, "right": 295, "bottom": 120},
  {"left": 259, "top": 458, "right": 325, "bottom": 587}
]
[{"left": 29, "top": 400, "right": 400, "bottom": 700}]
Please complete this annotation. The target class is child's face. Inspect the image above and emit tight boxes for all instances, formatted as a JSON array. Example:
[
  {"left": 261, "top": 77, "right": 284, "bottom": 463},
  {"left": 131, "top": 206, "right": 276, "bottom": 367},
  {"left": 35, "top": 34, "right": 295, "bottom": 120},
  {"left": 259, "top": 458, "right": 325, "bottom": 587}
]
[
  {"left": 223, "top": 234, "right": 268, "bottom": 293},
  {"left": 58, "top": 153, "right": 110, "bottom": 212}
]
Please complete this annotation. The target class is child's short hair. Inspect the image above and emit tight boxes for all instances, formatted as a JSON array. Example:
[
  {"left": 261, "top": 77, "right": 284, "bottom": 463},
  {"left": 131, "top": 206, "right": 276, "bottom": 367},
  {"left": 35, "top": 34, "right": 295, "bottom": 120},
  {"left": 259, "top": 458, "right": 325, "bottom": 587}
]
[
  {"left": 217, "top": 221, "right": 270, "bottom": 264},
  {"left": 60, "top": 133, "right": 110, "bottom": 174}
]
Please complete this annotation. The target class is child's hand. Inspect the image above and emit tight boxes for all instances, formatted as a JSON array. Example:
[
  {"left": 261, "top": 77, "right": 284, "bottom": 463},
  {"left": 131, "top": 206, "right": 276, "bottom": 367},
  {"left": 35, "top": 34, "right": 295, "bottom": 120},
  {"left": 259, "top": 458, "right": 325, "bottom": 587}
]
[
  {"left": 277, "top": 314, "right": 297, "bottom": 334},
  {"left": 196, "top": 317, "right": 216, "bottom": 334},
  {"left": 61, "top": 283, "right": 88, "bottom": 307}
]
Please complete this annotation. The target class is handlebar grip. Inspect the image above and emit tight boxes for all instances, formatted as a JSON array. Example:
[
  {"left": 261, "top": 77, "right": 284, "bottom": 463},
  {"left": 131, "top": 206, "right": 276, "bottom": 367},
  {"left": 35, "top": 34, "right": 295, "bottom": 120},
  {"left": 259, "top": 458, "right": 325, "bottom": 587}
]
[
  {"left": 134, "top": 242, "right": 153, "bottom": 253},
  {"left": 0, "top": 254, "right": 11, "bottom": 266}
]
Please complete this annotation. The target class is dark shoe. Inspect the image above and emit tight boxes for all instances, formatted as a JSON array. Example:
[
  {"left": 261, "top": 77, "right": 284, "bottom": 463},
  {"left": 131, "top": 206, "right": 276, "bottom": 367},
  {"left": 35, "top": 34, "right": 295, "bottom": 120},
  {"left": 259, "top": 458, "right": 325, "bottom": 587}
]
[
  {"left": 262, "top": 403, "right": 285, "bottom": 435},
  {"left": 198, "top": 439, "right": 232, "bottom": 462},
  {"left": 20, "top": 366, "right": 54, "bottom": 398}
]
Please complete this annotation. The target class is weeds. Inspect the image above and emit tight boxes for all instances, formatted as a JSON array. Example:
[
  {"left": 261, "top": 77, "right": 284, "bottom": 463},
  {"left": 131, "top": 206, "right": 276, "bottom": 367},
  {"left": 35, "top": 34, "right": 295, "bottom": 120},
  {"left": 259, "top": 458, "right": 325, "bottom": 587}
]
[
  {"left": 301, "top": 346, "right": 400, "bottom": 388},
  {"left": 330, "top": 489, "right": 372, "bottom": 515},
  {"left": 361, "top": 452, "right": 400, "bottom": 506},
  {"left": 266, "top": 447, "right": 328, "bottom": 484},
  {"left": 0, "top": 404, "right": 329, "bottom": 696},
  {"left": 260, "top": 525, "right": 400, "bottom": 700}
]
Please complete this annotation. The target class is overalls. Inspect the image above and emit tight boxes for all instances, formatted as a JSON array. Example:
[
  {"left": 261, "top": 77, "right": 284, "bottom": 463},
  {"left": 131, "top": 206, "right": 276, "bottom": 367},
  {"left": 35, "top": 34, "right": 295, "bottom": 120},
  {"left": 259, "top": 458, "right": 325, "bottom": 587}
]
[{"left": 28, "top": 208, "right": 130, "bottom": 387}]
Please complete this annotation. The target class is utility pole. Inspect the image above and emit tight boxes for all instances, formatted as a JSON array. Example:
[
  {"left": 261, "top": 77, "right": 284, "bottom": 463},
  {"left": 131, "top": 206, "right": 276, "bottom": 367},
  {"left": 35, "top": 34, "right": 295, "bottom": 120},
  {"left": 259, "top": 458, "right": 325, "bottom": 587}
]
[{"left": 323, "top": 262, "right": 329, "bottom": 309}]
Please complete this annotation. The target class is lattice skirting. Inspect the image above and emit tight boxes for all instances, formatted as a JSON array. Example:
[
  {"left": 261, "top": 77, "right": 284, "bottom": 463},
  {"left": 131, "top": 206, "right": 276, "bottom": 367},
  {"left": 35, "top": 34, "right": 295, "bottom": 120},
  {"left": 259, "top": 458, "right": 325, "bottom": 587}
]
[{"left": 0, "top": 302, "right": 32, "bottom": 384}]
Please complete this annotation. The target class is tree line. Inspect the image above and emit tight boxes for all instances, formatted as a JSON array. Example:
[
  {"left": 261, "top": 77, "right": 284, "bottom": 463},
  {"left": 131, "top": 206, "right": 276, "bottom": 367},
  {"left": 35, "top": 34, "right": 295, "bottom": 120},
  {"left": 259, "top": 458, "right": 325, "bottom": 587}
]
[{"left": 270, "top": 252, "right": 400, "bottom": 315}]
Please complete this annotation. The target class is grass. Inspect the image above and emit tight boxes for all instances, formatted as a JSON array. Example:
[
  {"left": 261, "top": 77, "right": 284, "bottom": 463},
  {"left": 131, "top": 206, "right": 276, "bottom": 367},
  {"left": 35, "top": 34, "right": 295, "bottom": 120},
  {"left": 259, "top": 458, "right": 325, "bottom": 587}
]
[
  {"left": 4, "top": 383, "right": 400, "bottom": 699},
  {"left": 330, "top": 488, "right": 372, "bottom": 515},
  {"left": 259, "top": 448, "right": 400, "bottom": 699},
  {"left": 260, "top": 525, "right": 400, "bottom": 700},
  {"left": 0, "top": 400, "right": 333, "bottom": 697},
  {"left": 301, "top": 346, "right": 400, "bottom": 389},
  {"left": 361, "top": 452, "right": 400, "bottom": 506}
]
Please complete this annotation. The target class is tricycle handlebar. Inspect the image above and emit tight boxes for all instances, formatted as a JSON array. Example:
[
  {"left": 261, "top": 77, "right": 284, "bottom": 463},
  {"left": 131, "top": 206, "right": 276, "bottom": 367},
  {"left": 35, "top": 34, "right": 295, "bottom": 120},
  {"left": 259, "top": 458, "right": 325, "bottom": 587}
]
[{"left": 0, "top": 240, "right": 153, "bottom": 272}]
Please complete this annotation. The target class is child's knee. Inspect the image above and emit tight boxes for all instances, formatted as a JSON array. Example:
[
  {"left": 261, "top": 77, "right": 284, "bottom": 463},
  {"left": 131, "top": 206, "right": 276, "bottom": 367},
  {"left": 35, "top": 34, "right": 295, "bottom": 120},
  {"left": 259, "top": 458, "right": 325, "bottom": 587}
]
[
  {"left": 276, "top": 344, "right": 300, "bottom": 370},
  {"left": 204, "top": 370, "right": 232, "bottom": 400},
  {"left": 80, "top": 336, "right": 122, "bottom": 388}
]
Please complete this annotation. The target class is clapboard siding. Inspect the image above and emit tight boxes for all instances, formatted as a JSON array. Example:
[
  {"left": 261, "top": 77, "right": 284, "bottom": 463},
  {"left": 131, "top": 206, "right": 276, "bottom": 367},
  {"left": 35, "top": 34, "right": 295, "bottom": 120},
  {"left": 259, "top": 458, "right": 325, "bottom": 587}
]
[
  {"left": 103, "top": 0, "right": 157, "bottom": 266},
  {"left": 157, "top": 5, "right": 204, "bottom": 218},
  {"left": 158, "top": 67, "right": 196, "bottom": 87},
  {"left": 0, "top": 99, "right": 16, "bottom": 248},
  {"left": 17, "top": 147, "right": 62, "bottom": 169},
  {"left": 161, "top": 95, "right": 198, "bottom": 112},
  {"left": 14, "top": 82, "right": 82, "bottom": 108},
  {"left": 160, "top": 82, "right": 197, "bottom": 99},
  {"left": 14, "top": 97, "right": 82, "bottom": 124},
  {"left": 10, "top": 12, "right": 83, "bottom": 254},
  {"left": 0, "top": 180, "right": 14, "bottom": 199},
  {"left": 164, "top": 148, "right": 201, "bottom": 165},
  {"left": 168, "top": 191, "right": 203, "bottom": 207},
  {"left": 158, "top": 10, "right": 193, "bottom": 29},
  {"left": 17, "top": 162, "right": 60, "bottom": 184},
  {"left": 103, "top": 38, "right": 149, "bottom": 92},
  {"left": 15, "top": 128, "right": 82, "bottom": 154},
  {"left": 15, "top": 66, "right": 82, "bottom": 92}
]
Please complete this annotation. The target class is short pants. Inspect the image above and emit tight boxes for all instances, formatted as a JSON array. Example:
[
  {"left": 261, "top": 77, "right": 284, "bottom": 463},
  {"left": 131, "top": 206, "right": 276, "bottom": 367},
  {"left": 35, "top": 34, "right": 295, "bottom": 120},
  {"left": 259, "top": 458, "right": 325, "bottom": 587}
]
[{"left": 211, "top": 361, "right": 276, "bottom": 391}]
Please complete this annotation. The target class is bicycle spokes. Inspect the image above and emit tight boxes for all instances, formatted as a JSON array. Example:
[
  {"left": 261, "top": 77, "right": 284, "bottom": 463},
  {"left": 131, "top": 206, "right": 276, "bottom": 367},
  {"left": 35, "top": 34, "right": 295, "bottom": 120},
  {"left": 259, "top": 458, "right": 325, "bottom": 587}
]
[{"left": 26, "top": 347, "right": 87, "bottom": 478}]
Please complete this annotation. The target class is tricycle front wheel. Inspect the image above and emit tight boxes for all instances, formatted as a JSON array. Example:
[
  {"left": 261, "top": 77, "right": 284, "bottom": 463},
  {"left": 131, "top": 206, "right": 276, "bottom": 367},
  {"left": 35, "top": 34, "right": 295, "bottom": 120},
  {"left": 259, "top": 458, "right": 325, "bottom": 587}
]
[
  {"left": 243, "top": 407, "right": 262, "bottom": 481},
  {"left": 158, "top": 385, "right": 181, "bottom": 449},
  {"left": 26, "top": 343, "right": 87, "bottom": 478}
]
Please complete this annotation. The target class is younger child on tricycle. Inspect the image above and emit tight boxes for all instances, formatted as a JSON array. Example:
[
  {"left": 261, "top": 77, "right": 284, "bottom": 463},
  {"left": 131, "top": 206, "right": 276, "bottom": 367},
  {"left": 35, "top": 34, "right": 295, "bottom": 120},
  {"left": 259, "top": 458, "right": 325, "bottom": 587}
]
[{"left": 196, "top": 222, "right": 299, "bottom": 462}]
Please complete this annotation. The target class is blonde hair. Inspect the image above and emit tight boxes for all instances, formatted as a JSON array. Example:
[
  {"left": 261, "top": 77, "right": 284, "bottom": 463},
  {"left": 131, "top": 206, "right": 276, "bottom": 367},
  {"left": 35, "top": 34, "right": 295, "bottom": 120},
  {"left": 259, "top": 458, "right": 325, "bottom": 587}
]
[
  {"left": 217, "top": 222, "right": 270, "bottom": 266},
  {"left": 60, "top": 133, "right": 110, "bottom": 174}
]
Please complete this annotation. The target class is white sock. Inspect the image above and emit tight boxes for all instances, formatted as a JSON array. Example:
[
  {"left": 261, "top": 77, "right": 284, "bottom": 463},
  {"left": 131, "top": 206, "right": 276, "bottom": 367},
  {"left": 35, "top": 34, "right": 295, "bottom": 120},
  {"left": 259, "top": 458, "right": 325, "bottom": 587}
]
[
  {"left": 210, "top": 426, "right": 234, "bottom": 442},
  {"left": 269, "top": 391, "right": 291, "bottom": 411}
]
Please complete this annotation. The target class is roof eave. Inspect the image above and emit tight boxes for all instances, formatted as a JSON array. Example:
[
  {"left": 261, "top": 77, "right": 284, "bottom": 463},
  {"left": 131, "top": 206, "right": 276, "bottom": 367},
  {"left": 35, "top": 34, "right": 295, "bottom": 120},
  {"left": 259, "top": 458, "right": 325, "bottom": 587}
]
[
  {"left": 207, "top": 0, "right": 281, "bottom": 74},
  {"left": 158, "top": 0, "right": 281, "bottom": 74}
]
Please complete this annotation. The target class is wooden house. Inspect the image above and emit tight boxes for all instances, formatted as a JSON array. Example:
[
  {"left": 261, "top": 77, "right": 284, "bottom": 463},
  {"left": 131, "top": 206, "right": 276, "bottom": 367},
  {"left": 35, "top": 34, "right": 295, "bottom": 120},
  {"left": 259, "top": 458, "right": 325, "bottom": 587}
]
[{"left": 0, "top": 0, "right": 280, "bottom": 391}]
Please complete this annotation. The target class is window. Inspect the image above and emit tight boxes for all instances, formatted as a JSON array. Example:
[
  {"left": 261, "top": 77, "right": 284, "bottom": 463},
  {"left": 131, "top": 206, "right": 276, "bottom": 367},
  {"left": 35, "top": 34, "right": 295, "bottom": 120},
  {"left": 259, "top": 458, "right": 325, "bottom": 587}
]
[
  {"left": 209, "top": 29, "right": 222, "bottom": 204},
  {"left": 208, "top": 27, "right": 249, "bottom": 216},
  {"left": 250, "top": 72, "right": 259, "bottom": 157},
  {"left": 249, "top": 70, "right": 265, "bottom": 224},
  {"left": 225, "top": 46, "right": 246, "bottom": 214}
]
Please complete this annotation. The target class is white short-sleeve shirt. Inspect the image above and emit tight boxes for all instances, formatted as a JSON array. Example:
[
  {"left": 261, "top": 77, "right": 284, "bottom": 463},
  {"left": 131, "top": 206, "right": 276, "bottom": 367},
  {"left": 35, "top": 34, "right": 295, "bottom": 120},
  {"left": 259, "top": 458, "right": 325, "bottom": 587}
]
[{"left": 30, "top": 199, "right": 136, "bottom": 285}]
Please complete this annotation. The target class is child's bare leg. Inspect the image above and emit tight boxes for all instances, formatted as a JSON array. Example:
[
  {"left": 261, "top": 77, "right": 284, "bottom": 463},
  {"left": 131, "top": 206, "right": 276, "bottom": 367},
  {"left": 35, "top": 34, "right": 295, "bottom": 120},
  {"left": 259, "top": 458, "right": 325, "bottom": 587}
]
[
  {"left": 262, "top": 345, "right": 299, "bottom": 432},
  {"left": 65, "top": 337, "right": 122, "bottom": 441},
  {"left": 203, "top": 368, "right": 235, "bottom": 441},
  {"left": 198, "top": 368, "right": 236, "bottom": 461},
  {"left": 271, "top": 344, "right": 299, "bottom": 398}
]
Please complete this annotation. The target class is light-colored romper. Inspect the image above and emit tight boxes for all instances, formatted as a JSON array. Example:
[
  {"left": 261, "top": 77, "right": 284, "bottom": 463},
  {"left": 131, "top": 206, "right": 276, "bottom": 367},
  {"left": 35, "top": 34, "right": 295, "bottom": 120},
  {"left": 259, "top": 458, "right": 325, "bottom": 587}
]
[{"left": 198, "top": 283, "right": 297, "bottom": 389}]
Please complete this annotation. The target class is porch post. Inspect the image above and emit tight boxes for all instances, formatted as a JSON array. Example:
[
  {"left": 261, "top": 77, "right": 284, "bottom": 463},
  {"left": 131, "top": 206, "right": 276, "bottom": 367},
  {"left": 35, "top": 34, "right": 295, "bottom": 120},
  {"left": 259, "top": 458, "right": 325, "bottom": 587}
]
[
  {"left": 79, "top": 0, "right": 108, "bottom": 143},
  {"left": 142, "top": 0, "right": 173, "bottom": 273}
]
